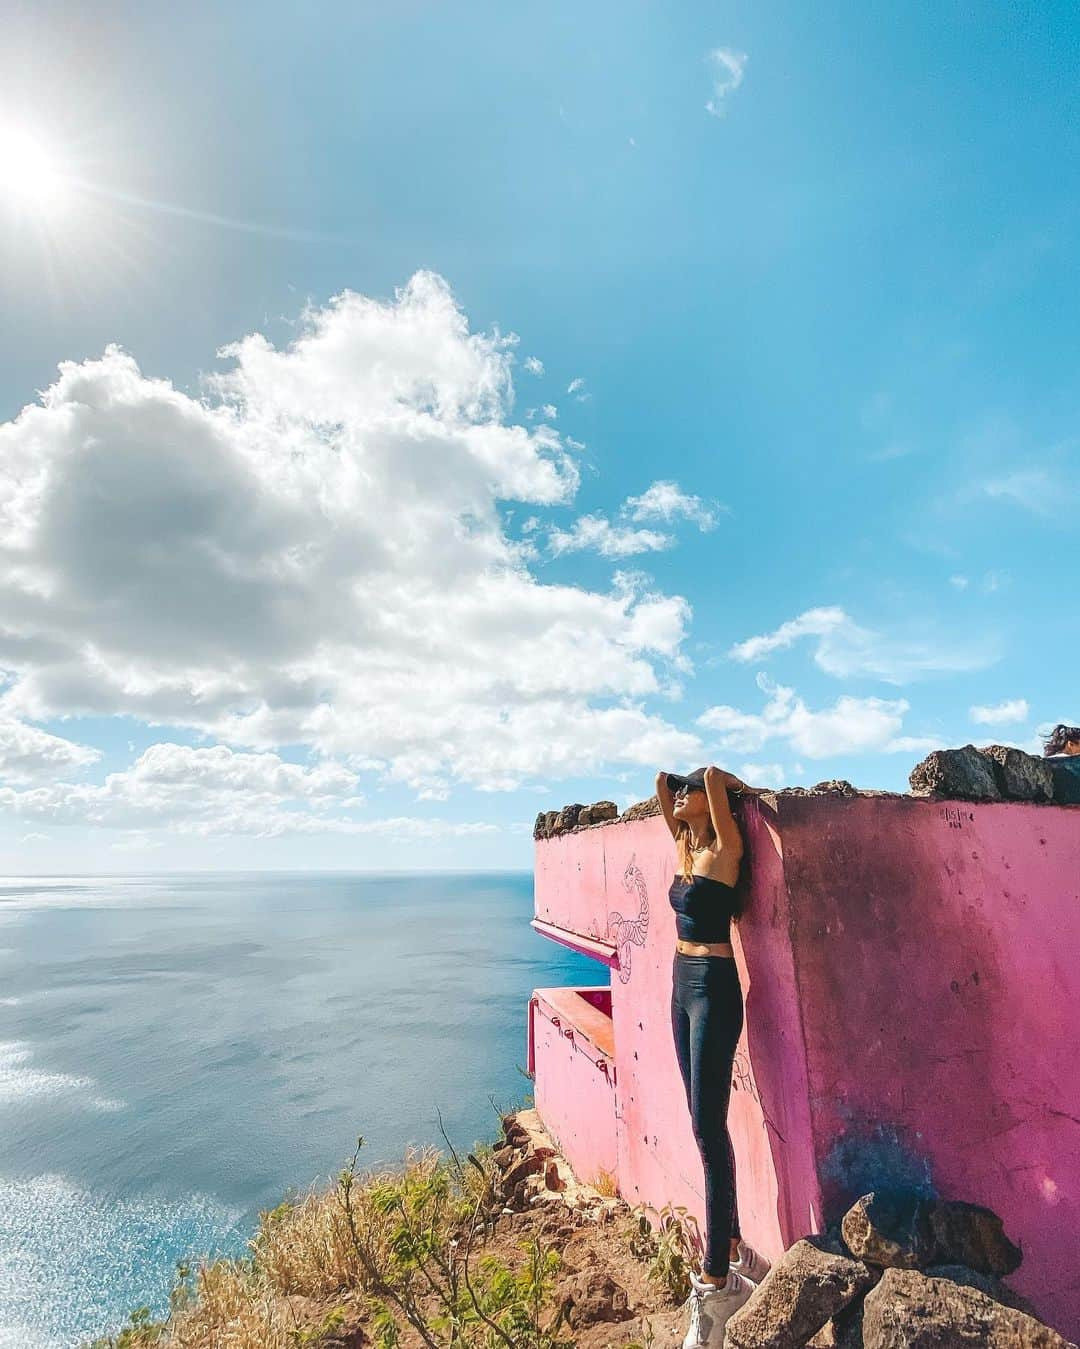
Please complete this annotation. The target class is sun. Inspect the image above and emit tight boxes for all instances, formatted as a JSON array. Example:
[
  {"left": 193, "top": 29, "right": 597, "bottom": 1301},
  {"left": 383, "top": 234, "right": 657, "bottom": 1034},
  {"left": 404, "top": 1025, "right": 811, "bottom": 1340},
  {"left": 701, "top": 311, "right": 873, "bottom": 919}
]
[{"left": 0, "top": 123, "right": 71, "bottom": 212}]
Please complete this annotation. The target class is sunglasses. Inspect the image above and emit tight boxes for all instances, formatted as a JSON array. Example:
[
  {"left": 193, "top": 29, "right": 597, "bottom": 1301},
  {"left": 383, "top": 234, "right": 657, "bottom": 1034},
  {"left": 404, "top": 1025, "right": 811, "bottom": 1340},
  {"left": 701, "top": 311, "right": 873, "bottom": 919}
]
[{"left": 673, "top": 784, "right": 705, "bottom": 800}]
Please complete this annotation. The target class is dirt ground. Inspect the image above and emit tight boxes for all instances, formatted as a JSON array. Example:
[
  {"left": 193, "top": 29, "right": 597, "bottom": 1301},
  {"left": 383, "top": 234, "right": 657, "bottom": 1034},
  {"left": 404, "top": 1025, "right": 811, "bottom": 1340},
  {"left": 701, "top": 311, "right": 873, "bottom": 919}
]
[{"left": 303, "top": 1109, "right": 695, "bottom": 1348}]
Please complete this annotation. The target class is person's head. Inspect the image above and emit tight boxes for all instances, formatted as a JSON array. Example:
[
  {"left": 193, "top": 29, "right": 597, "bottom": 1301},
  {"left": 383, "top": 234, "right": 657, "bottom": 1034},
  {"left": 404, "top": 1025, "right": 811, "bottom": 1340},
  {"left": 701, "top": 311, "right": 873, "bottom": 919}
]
[
  {"left": 666, "top": 767, "right": 741, "bottom": 897},
  {"left": 1043, "top": 724, "right": 1080, "bottom": 757},
  {"left": 668, "top": 767, "right": 712, "bottom": 838}
]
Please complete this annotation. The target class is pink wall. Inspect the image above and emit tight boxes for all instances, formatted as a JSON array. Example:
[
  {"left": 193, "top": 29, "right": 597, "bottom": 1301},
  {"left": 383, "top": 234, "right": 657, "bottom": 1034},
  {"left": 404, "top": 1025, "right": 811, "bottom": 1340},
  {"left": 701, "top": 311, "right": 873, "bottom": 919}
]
[
  {"left": 778, "top": 795, "right": 1080, "bottom": 1337},
  {"left": 529, "top": 988, "right": 619, "bottom": 1186},
  {"left": 530, "top": 795, "right": 1080, "bottom": 1339}
]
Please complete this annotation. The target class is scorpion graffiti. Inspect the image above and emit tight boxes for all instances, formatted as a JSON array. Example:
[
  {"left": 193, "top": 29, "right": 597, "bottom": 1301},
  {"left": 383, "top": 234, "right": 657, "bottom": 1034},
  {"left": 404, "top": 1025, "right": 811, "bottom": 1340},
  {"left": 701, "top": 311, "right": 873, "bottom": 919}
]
[{"left": 606, "top": 854, "right": 650, "bottom": 983}]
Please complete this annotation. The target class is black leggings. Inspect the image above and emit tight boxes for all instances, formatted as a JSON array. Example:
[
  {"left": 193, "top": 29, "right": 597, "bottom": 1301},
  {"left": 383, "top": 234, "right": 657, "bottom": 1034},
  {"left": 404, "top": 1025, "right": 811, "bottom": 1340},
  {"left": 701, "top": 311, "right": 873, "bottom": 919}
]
[{"left": 670, "top": 951, "right": 744, "bottom": 1277}]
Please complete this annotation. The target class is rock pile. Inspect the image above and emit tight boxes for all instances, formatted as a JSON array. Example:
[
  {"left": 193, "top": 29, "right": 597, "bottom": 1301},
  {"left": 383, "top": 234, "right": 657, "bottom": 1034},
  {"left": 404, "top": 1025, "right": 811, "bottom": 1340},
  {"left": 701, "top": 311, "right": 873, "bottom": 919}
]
[
  {"left": 726, "top": 1188, "right": 1073, "bottom": 1349},
  {"left": 909, "top": 743, "right": 1080, "bottom": 803},
  {"left": 491, "top": 1107, "right": 623, "bottom": 1221},
  {"left": 534, "top": 781, "right": 872, "bottom": 844},
  {"left": 532, "top": 800, "right": 619, "bottom": 840}
]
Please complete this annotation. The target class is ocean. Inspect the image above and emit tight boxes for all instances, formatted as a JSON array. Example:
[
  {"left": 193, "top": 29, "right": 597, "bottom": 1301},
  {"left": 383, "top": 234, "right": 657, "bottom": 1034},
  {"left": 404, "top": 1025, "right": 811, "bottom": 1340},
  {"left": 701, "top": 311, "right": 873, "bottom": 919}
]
[{"left": 0, "top": 872, "right": 607, "bottom": 1348}]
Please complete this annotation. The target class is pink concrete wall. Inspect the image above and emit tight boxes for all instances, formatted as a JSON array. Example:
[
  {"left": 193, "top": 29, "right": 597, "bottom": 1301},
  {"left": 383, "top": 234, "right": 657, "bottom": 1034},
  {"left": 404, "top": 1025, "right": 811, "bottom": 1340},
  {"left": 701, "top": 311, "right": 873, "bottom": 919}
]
[
  {"left": 531, "top": 794, "right": 1080, "bottom": 1339},
  {"left": 778, "top": 795, "right": 1080, "bottom": 1338},
  {"left": 529, "top": 990, "right": 619, "bottom": 1185}
]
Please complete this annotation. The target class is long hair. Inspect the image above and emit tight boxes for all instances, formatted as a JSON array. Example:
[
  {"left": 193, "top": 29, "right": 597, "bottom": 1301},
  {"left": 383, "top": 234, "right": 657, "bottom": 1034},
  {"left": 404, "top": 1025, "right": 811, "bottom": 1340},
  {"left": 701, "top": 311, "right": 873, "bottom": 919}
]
[
  {"left": 674, "top": 807, "right": 748, "bottom": 919},
  {"left": 1043, "top": 724, "right": 1080, "bottom": 756}
]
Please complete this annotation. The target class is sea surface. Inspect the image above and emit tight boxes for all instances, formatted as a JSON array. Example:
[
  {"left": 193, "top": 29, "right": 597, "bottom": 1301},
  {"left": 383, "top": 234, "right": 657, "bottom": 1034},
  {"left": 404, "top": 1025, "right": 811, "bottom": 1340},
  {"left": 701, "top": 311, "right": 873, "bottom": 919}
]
[{"left": 0, "top": 872, "right": 608, "bottom": 1348}]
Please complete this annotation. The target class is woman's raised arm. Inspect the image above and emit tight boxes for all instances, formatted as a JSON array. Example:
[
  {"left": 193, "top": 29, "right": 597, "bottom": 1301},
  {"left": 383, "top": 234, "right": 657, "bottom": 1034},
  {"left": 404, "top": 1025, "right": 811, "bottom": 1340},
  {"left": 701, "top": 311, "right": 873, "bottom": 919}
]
[
  {"left": 703, "top": 766, "right": 745, "bottom": 856},
  {"left": 655, "top": 770, "right": 680, "bottom": 840}
]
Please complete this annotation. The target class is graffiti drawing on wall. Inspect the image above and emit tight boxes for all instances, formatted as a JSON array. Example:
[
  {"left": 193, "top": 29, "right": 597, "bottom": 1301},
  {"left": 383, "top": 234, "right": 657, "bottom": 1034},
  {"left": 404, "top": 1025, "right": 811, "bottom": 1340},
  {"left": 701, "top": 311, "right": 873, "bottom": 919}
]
[
  {"left": 732, "top": 1048, "right": 785, "bottom": 1141},
  {"left": 606, "top": 855, "right": 650, "bottom": 983}
]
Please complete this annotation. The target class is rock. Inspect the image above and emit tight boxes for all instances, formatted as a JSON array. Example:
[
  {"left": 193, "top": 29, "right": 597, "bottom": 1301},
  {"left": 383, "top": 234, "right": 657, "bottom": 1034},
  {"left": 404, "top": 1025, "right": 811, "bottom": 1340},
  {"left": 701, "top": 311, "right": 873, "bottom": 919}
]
[
  {"left": 500, "top": 1114, "right": 530, "bottom": 1148},
  {"left": 533, "top": 811, "right": 548, "bottom": 840},
  {"left": 810, "top": 780, "right": 859, "bottom": 797},
  {"left": 808, "top": 1302, "right": 864, "bottom": 1349},
  {"left": 726, "top": 1237, "right": 878, "bottom": 1349},
  {"left": 543, "top": 809, "right": 558, "bottom": 837},
  {"left": 502, "top": 1147, "right": 555, "bottom": 1194},
  {"left": 576, "top": 806, "right": 594, "bottom": 826},
  {"left": 589, "top": 798, "right": 619, "bottom": 822},
  {"left": 543, "top": 1158, "right": 568, "bottom": 1191},
  {"left": 1048, "top": 756, "right": 1080, "bottom": 805},
  {"left": 926, "top": 1200, "right": 1022, "bottom": 1277},
  {"left": 909, "top": 746, "right": 1002, "bottom": 801},
  {"left": 979, "top": 745, "right": 1055, "bottom": 802},
  {"left": 491, "top": 1144, "right": 517, "bottom": 1171},
  {"left": 862, "top": 1268, "right": 1071, "bottom": 1348},
  {"left": 925, "top": 1264, "right": 1036, "bottom": 1317},
  {"left": 552, "top": 803, "right": 585, "bottom": 835},
  {"left": 561, "top": 1269, "right": 631, "bottom": 1328},
  {"left": 621, "top": 795, "right": 661, "bottom": 821},
  {"left": 841, "top": 1191, "right": 936, "bottom": 1269}
]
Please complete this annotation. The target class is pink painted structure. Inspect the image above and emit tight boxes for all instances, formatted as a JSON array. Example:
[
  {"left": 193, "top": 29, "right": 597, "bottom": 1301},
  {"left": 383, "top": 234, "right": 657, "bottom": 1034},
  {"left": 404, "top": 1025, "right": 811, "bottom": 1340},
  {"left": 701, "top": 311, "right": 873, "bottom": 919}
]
[{"left": 526, "top": 794, "right": 1080, "bottom": 1338}]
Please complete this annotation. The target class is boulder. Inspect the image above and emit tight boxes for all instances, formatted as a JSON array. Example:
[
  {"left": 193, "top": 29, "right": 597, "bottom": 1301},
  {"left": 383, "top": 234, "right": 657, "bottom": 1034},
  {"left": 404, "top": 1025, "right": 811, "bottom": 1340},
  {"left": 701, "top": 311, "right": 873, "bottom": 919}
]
[
  {"left": 491, "top": 1144, "right": 517, "bottom": 1171},
  {"left": 533, "top": 811, "right": 548, "bottom": 840},
  {"left": 862, "top": 1268, "right": 1071, "bottom": 1348},
  {"left": 841, "top": 1191, "right": 936, "bottom": 1269},
  {"left": 726, "top": 1237, "right": 878, "bottom": 1349},
  {"left": 589, "top": 798, "right": 619, "bottom": 822},
  {"left": 543, "top": 809, "right": 559, "bottom": 837},
  {"left": 552, "top": 803, "right": 585, "bottom": 834},
  {"left": 926, "top": 1200, "right": 1022, "bottom": 1277},
  {"left": 808, "top": 1302, "right": 864, "bottom": 1349},
  {"left": 979, "top": 745, "right": 1055, "bottom": 802},
  {"left": 925, "top": 1264, "right": 1036, "bottom": 1317},
  {"left": 501, "top": 1148, "right": 554, "bottom": 1194},
  {"left": 909, "top": 746, "right": 1002, "bottom": 800},
  {"left": 1048, "top": 756, "right": 1080, "bottom": 805},
  {"left": 561, "top": 1269, "right": 631, "bottom": 1328}
]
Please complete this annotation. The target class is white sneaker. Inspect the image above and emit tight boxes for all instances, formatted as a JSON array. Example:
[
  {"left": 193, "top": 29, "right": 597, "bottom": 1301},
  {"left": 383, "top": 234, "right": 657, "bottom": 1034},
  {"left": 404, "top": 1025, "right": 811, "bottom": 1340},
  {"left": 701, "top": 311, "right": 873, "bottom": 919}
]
[
  {"left": 681, "top": 1268, "right": 753, "bottom": 1349},
  {"left": 730, "top": 1240, "right": 772, "bottom": 1285}
]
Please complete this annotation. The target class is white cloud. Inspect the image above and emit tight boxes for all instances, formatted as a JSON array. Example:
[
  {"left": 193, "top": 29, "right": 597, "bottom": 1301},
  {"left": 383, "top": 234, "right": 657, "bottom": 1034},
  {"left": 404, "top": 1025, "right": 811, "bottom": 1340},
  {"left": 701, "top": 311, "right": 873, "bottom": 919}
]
[
  {"left": 523, "top": 356, "right": 544, "bottom": 375},
  {"left": 0, "top": 719, "right": 101, "bottom": 785},
  {"left": 0, "top": 741, "right": 501, "bottom": 838},
  {"left": 541, "top": 403, "right": 558, "bottom": 420},
  {"left": 549, "top": 479, "right": 724, "bottom": 560},
  {"left": 949, "top": 574, "right": 969, "bottom": 590},
  {"left": 739, "top": 762, "right": 785, "bottom": 787},
  {"left": 0, "top": 272, "right": 696, "bottom": 800},
  {"left": 548, "top": 514, "right": 672, "bottom": 559},
  {"left": 623, "top": 480, "right": 722, "bottom": 531},
  {"left": 705, "top": 47, "right": 748, "bottom": 117},
  {"left": 982, "top": 469, "right": 1056, "bottom": 517},
  {"left": 729, "top": 606, "right": 996, "bottom": 684},
  {"left": 699, "top": 674, "right": 917, "bottom": 759},
  {"left": 567, "top": 377, "right": 585, "bottom": 395},
  {"left": 970, "top": 698, "right": 1029, "bottom": 726}
]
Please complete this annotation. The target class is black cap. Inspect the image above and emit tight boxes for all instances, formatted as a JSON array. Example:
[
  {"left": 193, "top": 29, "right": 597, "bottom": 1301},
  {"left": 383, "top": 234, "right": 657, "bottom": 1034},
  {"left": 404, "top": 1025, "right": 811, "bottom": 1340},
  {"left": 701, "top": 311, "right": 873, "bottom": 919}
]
[{"left": 665, "top": 766, "right": 709, "bottom": 793}]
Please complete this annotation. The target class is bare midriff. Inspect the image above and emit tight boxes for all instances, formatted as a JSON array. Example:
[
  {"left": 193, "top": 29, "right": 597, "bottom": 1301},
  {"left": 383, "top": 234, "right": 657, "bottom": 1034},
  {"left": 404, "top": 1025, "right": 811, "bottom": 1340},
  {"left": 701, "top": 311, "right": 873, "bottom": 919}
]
[{"left": 675, "top": 938, "right": 735, "bottom": 957}]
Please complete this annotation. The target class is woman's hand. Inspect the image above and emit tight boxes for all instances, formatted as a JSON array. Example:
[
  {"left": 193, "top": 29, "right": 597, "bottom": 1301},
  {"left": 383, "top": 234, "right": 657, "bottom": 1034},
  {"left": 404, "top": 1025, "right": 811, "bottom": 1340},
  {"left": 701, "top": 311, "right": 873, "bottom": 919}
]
[{"left": 704, "top": 765, "right": 746, "bottom": 791}]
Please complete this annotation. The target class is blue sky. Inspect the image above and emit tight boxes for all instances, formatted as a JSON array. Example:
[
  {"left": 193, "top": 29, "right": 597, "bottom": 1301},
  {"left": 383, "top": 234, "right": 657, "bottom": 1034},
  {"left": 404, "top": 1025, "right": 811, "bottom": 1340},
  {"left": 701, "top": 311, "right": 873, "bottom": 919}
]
[{"left": 0, "top": 1, "right": 1077, "bottom": 870}]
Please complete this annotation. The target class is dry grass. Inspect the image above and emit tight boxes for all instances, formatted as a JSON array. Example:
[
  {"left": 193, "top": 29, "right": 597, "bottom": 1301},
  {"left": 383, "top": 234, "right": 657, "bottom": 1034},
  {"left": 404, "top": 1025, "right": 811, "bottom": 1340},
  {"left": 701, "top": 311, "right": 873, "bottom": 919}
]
[{"left": 84, "top": 1128, "right": 573, "bottom": 1349}]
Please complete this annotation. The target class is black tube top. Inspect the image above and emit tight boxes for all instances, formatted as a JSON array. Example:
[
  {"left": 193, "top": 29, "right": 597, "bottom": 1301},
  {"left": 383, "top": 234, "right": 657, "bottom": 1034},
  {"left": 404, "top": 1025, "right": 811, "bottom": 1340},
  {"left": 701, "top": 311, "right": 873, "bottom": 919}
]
[{"left": 668, "top": 873, "right": 737, "bottom": 943}]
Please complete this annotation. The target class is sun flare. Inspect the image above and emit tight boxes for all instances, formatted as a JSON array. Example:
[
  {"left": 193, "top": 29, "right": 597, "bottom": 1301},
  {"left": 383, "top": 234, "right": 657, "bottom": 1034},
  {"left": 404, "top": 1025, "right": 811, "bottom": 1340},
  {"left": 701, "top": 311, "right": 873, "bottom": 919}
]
[{"left": 0, "top": 122, "right": 71, "bottom": 212}]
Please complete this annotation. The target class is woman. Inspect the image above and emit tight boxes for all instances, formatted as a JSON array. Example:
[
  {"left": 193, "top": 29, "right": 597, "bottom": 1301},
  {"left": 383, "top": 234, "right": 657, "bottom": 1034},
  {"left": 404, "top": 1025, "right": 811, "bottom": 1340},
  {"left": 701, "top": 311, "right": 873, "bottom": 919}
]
[
  {"left": 1042, "top": 724, "right": 1080, "bottom": 757},
  {"left": 656, "top": 764, "right": 771, "bottom": 1349}
]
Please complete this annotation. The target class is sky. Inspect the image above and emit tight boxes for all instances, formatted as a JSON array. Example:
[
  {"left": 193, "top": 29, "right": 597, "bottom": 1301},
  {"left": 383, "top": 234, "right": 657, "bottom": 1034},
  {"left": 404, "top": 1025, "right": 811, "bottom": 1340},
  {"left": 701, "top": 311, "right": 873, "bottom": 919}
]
[{"left": 0, "top": 1, "right": 1078, "bottom": 871}]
